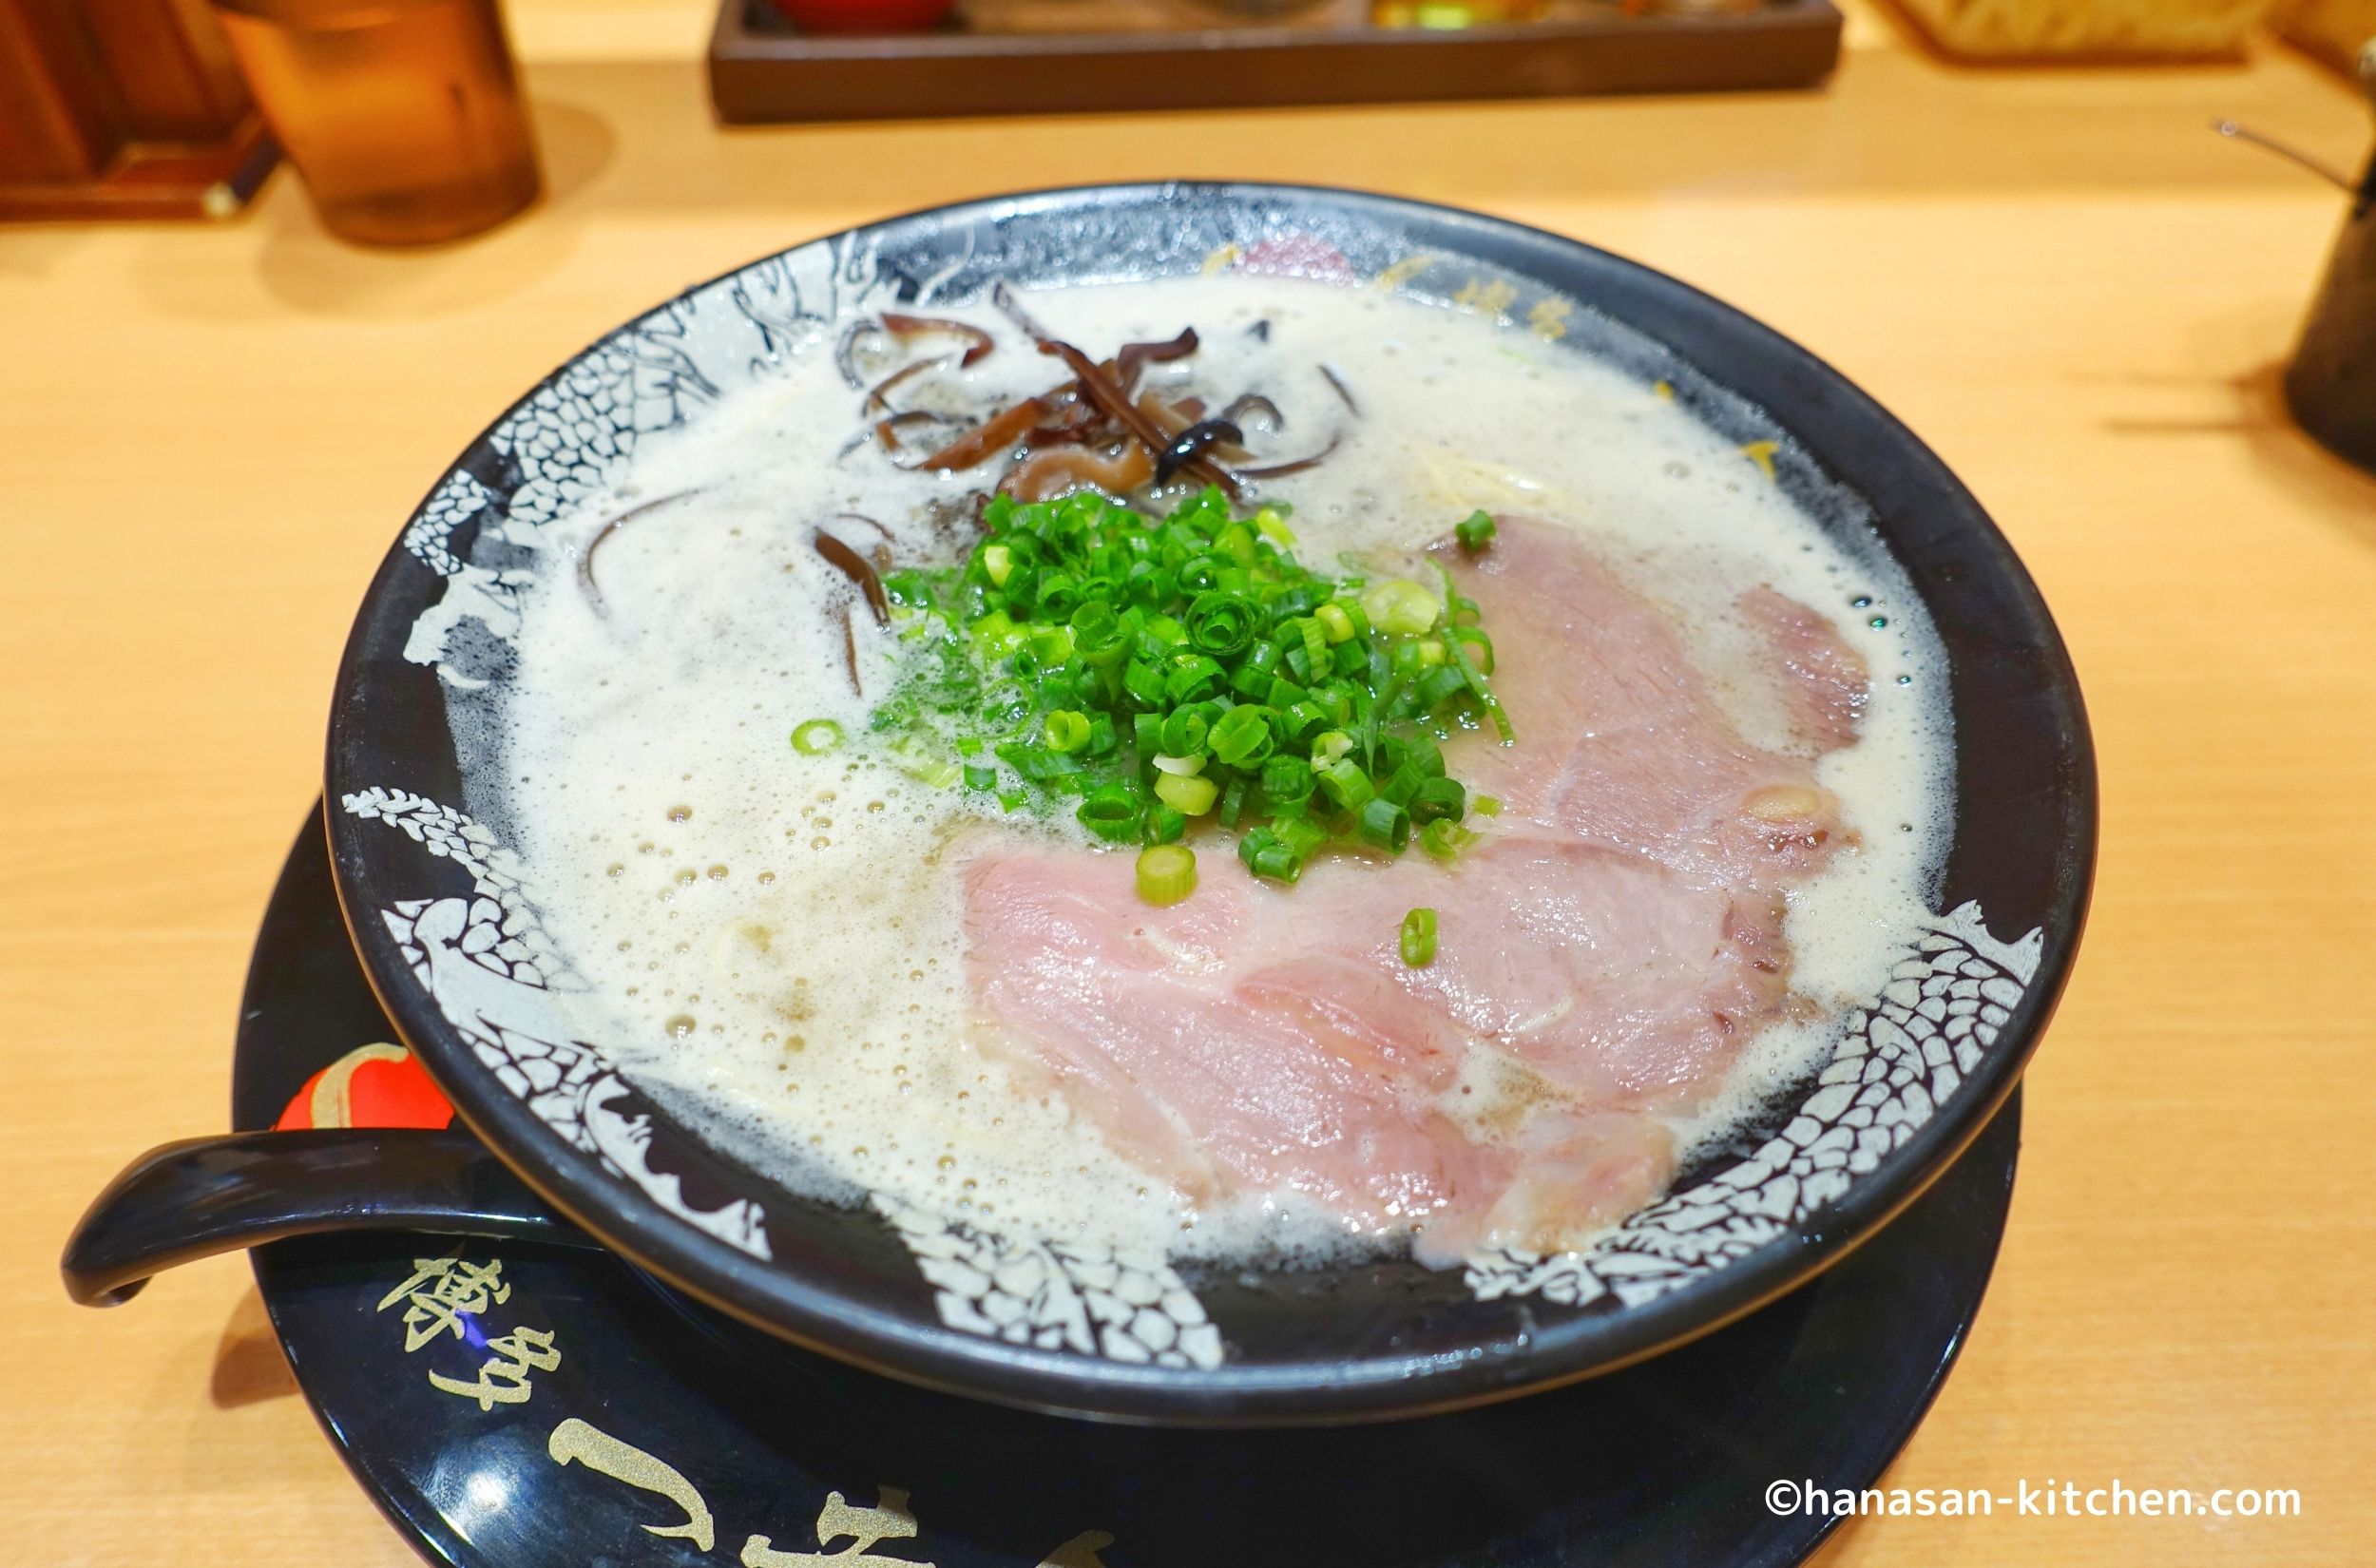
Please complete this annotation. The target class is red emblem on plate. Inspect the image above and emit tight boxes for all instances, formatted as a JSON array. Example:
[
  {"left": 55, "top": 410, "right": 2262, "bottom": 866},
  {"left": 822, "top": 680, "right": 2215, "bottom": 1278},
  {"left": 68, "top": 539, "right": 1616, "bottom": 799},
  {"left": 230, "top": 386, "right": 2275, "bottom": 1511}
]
[{"left": 276, "top": 1042, "right": 456, "bottom": 1131}]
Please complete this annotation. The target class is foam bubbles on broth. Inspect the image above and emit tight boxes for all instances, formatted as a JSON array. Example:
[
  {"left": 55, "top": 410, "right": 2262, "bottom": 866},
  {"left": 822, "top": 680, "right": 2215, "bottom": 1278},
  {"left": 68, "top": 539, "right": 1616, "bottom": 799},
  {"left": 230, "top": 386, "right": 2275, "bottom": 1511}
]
[{"left": 491, "top": 275, "right": 1954, "bottom": 1262}]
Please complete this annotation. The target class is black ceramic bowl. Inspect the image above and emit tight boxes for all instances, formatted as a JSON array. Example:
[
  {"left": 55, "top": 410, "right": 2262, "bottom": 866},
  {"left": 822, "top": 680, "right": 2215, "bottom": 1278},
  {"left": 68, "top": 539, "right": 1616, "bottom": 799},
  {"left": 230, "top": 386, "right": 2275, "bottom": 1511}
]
[{"left": 161, "top": 184, "right": 2101, "bottom": 1425}]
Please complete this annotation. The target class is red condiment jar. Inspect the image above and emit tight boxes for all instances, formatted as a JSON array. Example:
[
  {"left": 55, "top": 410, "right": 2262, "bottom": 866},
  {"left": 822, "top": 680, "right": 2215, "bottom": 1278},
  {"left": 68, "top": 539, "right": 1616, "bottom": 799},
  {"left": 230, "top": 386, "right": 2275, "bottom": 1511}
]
[{"left": 770, "top": 0, "right": 957, "bottom": 33}]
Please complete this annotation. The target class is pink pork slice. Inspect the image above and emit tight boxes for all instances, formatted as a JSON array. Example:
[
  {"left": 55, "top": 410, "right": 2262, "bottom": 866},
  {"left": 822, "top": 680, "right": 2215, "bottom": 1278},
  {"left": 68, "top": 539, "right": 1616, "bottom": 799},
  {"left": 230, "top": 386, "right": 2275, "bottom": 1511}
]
[
  {"left": 962, "top": 515, "right": 1869, "bottom": 1259},
  {"left": 1438, "top": 519, "right": 1865, "bottom": 890},
  {"left": 965, "top": 849, "right": 1508, "bottom": 1234},
  {"left": 1737, "top": 585, "right": 1871, "bottom": 755}
]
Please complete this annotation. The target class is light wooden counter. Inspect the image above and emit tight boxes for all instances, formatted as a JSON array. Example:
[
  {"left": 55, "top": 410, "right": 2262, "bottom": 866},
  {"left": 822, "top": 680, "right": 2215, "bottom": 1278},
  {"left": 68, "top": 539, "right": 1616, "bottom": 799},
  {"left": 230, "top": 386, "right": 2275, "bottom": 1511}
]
[{"left": 4, "top": 4, "right": 2372, "bottom": 1560}]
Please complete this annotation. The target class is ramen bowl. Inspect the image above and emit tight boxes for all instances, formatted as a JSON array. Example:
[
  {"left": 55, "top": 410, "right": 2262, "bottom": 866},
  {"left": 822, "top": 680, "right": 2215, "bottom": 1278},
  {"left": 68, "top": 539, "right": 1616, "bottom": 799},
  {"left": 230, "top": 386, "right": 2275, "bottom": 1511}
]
[{"left": 71, "top": 183, "right": 2094, "bottom": 1425}]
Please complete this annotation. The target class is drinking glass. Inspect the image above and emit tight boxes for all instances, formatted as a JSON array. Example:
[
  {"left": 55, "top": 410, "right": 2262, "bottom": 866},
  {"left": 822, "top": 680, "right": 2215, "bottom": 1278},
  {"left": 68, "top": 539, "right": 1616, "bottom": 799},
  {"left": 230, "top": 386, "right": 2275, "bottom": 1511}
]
[{"left": 209, "top": 0, "right": 541, "bottom": 246}]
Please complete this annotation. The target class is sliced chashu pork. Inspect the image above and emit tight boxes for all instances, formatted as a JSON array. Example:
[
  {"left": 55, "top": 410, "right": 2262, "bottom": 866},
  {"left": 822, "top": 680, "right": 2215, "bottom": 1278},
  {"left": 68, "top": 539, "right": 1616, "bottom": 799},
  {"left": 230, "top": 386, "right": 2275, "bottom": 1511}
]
[
  {"left": 1438, "top": 521, "right": 1855, "bottom": 889},
  {"left": 962, "top": 515, "right": 1868, "bottom": 1258}
]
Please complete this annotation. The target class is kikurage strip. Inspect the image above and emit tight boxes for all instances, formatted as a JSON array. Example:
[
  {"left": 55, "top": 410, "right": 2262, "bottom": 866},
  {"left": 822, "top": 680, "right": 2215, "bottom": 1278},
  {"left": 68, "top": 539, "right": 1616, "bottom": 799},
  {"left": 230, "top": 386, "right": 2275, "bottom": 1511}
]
[
  {"left": 1238, "top": 430, "right": 1342, "bottom": 480},
  {"left": 1115, "top": 327, "right": 1198, "bottom": 394},
  {"left": 814, "top": 528, "right": 891, "bottom": 626},
  {"left": 914, "top": 394, "right": 1055, "bottom": 471},
  {"left": 878, "top": 313, "right": 995, "bottom": 367},
  {"left": 862, "top": 355, "right": 949, "bottom": 415},
  {"left": 579, "top": 489, "right": 699, "bottom": 616},
  {"left": 992, "top": 284, "right": 1239, "bottom": 496}
]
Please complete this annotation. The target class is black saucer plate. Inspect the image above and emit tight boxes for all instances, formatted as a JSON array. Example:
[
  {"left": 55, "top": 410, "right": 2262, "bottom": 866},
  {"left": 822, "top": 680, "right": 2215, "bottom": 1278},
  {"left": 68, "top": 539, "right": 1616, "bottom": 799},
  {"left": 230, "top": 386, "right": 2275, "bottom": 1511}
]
[{"left": 240, "top": 811, "right": 2020, "bottom": 1568}]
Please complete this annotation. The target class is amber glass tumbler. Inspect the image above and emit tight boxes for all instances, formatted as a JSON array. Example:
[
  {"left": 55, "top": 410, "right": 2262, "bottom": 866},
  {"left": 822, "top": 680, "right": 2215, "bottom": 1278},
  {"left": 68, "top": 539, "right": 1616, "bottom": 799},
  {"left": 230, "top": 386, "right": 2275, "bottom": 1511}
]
[{"left": 209, "top": 0, "right": 540, "bottom": 245}]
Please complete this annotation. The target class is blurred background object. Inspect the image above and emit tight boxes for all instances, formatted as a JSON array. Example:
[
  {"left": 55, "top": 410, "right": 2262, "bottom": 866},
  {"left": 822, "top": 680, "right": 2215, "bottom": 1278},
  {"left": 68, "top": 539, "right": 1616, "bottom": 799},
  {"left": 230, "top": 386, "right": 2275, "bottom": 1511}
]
[
  {"left": 708, "top": 0, "right": 1844, "bottom": 121},
  {"left": 767, "top": 0, "right": 958, "bottom": 31},
  {"left": 2284, "top": 43, "right": 2376, "bottom": 472},
  {"left": 1368, "top": 0, "right": 1548, "bottom": 27},
  {"left": 0, "top": 0, "right": 277, "bottom": 220},
  {"left": 1885, "top": 0, "right": 2272, "bottom": 58},
  {"left": 2272, "top": 0, "right": 2376, "bottom": 69},
  {"left": 209, "top": 0, "right": 541, "bottom": 245}
]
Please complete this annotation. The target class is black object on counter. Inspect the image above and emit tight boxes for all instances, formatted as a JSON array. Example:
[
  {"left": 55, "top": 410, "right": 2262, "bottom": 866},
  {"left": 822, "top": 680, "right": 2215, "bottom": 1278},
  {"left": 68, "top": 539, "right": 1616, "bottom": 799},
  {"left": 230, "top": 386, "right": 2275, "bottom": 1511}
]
[{"left": 2287, "top": 45, "right": 2376, "bottom": 475}]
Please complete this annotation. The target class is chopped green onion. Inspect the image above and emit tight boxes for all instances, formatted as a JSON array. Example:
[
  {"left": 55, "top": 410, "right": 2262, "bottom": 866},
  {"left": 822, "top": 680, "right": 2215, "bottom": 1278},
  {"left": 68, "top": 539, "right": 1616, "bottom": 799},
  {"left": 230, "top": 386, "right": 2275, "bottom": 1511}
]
[
  {"left": 1362, "top": 579, "right": 1440, "bottom": 637},
  {"left": 863, "top": 490, "right": 1515, "bottom": 893},
  {"left": 1377, "top": 760, "right": 1424, "bottom": 808},
  {"left": 1265, "top": 676, "right": 1310, "bottom": 712},
  {"left": 1414, "top": 665, "right": 1468, "bottom": 709},
  {"left": 1319, "top": 757, "right": 1375, "bottom": 813},
  {"left": 1251, "top": 844, "right": 1303, "bottom": 882},
  {"left": 1284, "top": 616, "right": 1318, "bottom": 675},
  {"left": 1154, "top": 771, "right": 1219, "bottom": 816},
  {"left": 971, "top": 610, "right": 1026, "bottom": 659},
  {"left": 1450, "top": 625, "right": 1495, "bottom": 676},
  {"left": 1122, "top": 659, "right": 1166, "bottom": 707},
  {"left": 1165, "top": 654, "right": 1227, "bottom": 705},
  {"left": 1028, "top": 625, "right": 1075, "bottom": 667},
  {"left": 1279, "top": 700, "right": 1330, "bottom": 744},
  {"left": 1217, "top": 775, "right": 1251, "bottom": 829},
  {"left": 1419, "top": 818, "right": 1475, "bottom": 862},
  {"left": 1260, "top": 754, "right": 1315, "bottom": 805},
  {"left": 1137, "top": 845, "right": 1197, "bottom": 906},
  {"left": 1185, "top": 591, "right": 1261, "bottom": 659},
  {"left": 1072, "top": 612, "right": 1131, "bottom": 668},
  {"left": 1357, "top": 798, "right": 1412, "bottom": 853},
  {"left": 1409, "top": 776, "right": 1467, "bottom": 824},
  {"left": 1400, "top": 907, "right": 1439, "bottom": 967},
  {"left": 1034, "top": 572, "right": 1083, "bottom": 620},
  {"left": 1434, "top": 562, "right": 1515, "bottom": 743},
  {"left": 899, "top": 755, "right": 962, "bottom": 789},
  {"left": 1236, "top": 827, "right": 1304, "bottom": 884},
  {"left": 995, "top": 740, "right": 1084, "bottom": 783},
  {"left": 1159, "top": 708, "right": 1210, "bottom": 757},
  {"left": 790, "top": 718, "right": 843, "bottom": 755},
  {"left": 979, "top": 680, "right": 1032, "bottom": 731},
  {"left": 1455, "top": 510, "right": 1498, "bottom": 553},
  {"left": 1209, "top": 704, "right": 1275, "bottom": 768},
  {"left": 1474, "top": 794, "right": 1503, "bottom": 816},
  {"left": 1274, "top": 816, "right": 1329, "bottom": 859},
  {"left": 1077, "top": 784, "right": 1143, "bottom": 842}
]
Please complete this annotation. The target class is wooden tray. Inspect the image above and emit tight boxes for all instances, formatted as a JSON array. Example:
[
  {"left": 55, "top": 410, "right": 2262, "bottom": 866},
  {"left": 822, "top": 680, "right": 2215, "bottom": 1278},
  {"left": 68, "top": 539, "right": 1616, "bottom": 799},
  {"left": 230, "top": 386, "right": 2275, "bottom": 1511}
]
[{"left": 708, "top": 0, "right": 1841, "bottom": 123}]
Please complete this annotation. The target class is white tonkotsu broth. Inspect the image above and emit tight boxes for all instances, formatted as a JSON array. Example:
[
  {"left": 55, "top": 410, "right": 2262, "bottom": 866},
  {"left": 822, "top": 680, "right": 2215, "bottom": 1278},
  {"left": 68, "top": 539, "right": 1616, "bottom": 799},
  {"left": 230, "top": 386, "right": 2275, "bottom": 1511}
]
[{"left": 490, "top": 276, "right": 1953, "bottom": 1262}]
